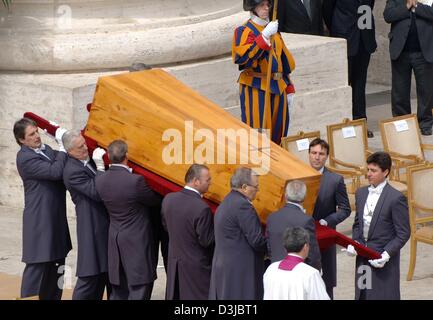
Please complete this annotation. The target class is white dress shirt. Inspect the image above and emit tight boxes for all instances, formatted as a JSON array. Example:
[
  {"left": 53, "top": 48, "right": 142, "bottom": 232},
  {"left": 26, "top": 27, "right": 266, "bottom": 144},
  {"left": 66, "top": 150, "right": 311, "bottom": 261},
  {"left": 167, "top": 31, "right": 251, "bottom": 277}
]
[
  {"left": 363, "top": 180, "right": 387, "bottom": 240},
  {"left": 184, "top": 185, "right": 202, "bottom": 197},
  {"left": 32, "top": 144, "right": 51, "bottom": 160},
  {"left": 110, "top": 163, "right": 132, "bottom": 173},
  {"left": 287, "top": 201, "right": 306, "bottom": 213}
]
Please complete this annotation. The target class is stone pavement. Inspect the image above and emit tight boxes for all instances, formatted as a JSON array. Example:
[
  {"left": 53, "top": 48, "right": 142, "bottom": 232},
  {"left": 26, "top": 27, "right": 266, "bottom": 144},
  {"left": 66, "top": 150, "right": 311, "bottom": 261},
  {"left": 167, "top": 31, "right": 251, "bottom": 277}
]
[{"left": 1, "top": 89, "right": 432, "bottom": 300}]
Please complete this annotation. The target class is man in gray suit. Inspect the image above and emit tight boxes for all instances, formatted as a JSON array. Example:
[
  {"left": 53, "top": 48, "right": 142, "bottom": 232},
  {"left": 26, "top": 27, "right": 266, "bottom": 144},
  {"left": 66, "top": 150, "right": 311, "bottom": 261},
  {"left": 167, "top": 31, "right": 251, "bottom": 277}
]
[
  {"left": 349, "top": 152, "right": 410, "bottom": 300},
  {"left": 95, "top": 140, "right": 162, "bottom": 300},
  {"left": 309, "top": 138, "right": 351, "bottom": 299},
  {"left": 14, "top": 118, "right": 72, "bottom": 300},
  {"left": 209, "top": 167, "right": 267, "bottom": 300},
  {"left": 266, "top": 180, "right": 321, "bottom": 271},
  {"left": 62, "top": 130, "right": 110, "bottom": 300},
  {"left": 161, "top": 164, "right": 214, "bottom": 300},
  {"left": 384, "top": 0, "right": 433, "bottom": 136}
]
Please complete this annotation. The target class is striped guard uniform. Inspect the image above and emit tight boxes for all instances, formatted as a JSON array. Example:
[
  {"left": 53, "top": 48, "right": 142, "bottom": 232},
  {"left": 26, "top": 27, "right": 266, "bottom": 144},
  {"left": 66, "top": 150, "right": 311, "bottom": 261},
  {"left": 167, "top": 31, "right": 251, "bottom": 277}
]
[{"left": 232, "top": 18, "right": 296, "bottom": 144}]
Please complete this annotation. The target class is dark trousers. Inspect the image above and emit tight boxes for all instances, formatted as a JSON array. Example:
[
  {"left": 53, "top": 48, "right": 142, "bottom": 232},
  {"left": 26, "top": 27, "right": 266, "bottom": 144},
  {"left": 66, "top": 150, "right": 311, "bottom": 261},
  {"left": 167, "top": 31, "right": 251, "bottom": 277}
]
[
  {"left": 348, "top": 45, "right": 371, "bottom": 120},
  {"left": 72, "top": 272, "right": 111, "bottom": 300},
  {"left": 391, "top": 51, "right": 433, "bottom": 130},
  {"left": 110, "top": 263, "right": 154, "bottom": 300},
  {"left": 21, "top": 258, "right": 65, "bottom": 300},
  {"left": 326, "top": 286, "right": 334, "bottom": 300}
]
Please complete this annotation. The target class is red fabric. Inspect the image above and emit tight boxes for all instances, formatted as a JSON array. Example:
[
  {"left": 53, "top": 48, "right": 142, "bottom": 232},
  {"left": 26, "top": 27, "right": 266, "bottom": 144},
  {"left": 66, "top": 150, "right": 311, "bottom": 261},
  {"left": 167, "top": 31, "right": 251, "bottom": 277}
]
[
  {"left": 246, "top": 31, "right": 256, "bottom": 45},
  {"left": 255, "top": 34, "right": 271, "bottom": 50},
  {"left": 278, "top": 255, "right": 304, "bottom": 271}
]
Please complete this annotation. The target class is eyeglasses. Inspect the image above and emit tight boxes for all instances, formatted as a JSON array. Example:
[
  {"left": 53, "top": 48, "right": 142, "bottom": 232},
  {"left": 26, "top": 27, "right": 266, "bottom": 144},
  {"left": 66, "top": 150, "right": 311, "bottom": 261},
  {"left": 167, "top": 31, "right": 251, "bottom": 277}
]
[{"left": 246, "top": 184, "right": 259, "bottom": 190}]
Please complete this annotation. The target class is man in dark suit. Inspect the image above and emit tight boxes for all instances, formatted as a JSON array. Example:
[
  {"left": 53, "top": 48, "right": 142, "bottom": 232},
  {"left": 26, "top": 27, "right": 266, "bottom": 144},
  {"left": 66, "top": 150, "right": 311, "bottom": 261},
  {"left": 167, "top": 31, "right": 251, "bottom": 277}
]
[
  {"left": 349, "top": 152, "right": 410, "bottom": 300},
  {"left": 14, "top": 117, "right": 72, "bottom": 300},
  {"left": 62, "top": 130, "right": 110, "bottom": 300},
  {"left": 209, "top": 167, "right": 267, "bottom": 300},
  {"left": 309, "top": 138, "right": 351, "bottom": 299},
  {"left": 278, "top": 0, "right": 324, "bottom": 35},
  {"left": 266, "top": 180, "right": 321, "bottom": 271},
  {"left": 323, "top": 0, "right": 377, "bottom": 137},
  {"left": 95, "top": 140, "right": 162, "bottom": 300},
  {"left": 161, "top": 164, "right": 214, "bottom": 300},
  {"left": 384, "top": 0, "right": 433, "bottom": 136}
]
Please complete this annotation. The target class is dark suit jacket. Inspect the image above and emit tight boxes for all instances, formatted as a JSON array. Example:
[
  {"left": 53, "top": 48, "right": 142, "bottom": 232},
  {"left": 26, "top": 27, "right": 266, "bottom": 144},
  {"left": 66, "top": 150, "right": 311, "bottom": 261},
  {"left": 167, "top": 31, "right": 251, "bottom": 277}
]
[
  {"left": 266, "top": 203, "right": 321, "bottom": 271},
  {"left": 312, "top": 167, "right": 351, "bottom": 288},
  {"left": 323, "top": 0, "right": 377, "bottom": 56},
  {"left": 95, "top": 165, "right": 162, "bottom": 286},
  {"left": 63, "top": 157, "right": 109, "bottom": 277},
  {"left": 16, "top": 145, "right": 72, "bottom": 264},
  {"left": 278, "top": 0, "right": 324, "bottom": 35},
  {"left": 161, "top": 188, "right": 214, "bottom": 300},
  {"left": 384, "top": 0, "right": 433, "bottom": 63},
  {"left": 352, "top": 183, "right": 410, "bottom": 300},
  {"left": 209, "top": 190, "right": 267, "bottom": 300}
]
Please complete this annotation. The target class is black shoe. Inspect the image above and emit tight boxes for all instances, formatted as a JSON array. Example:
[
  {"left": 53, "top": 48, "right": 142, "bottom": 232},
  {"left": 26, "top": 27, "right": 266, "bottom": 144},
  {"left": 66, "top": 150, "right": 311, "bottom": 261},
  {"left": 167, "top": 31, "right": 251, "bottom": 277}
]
[
  {"left": 421, "top": 128, "right": 433, "bottom": 136},
  {"left": 367, "top": 130, "right": 374, "bottom": 138}
]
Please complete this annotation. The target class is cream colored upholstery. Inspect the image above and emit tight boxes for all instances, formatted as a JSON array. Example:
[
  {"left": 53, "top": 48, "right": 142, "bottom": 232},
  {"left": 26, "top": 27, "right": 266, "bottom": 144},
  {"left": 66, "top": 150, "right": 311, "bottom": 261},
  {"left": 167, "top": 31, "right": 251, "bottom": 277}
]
[
  {"left": 406, "top": 163, "right": 433, "bottom": 281},
  {"left": 380, "top": 114, "right": 433, "bottom": 182},
  {"left": 280, "top": 131, "right": 321, "bottom": 164},
  {"left": 327, "top": 118, "right": 407, "bottom": 210}
]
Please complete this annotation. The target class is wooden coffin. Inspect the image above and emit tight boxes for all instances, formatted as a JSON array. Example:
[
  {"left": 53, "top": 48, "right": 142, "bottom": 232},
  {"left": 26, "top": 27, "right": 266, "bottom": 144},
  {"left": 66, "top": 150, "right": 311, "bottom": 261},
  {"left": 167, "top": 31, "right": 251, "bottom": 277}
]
[{"left": 84, "top": 69, "right": 321, "bottom": 223}]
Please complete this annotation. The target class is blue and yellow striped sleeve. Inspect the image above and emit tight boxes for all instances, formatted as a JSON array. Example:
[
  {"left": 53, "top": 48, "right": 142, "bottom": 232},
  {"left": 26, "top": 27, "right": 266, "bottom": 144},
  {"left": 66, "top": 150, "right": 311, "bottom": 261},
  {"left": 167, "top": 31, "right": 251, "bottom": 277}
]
[{"left": 232, "top": 26, "right": 271, "bottom": 67}]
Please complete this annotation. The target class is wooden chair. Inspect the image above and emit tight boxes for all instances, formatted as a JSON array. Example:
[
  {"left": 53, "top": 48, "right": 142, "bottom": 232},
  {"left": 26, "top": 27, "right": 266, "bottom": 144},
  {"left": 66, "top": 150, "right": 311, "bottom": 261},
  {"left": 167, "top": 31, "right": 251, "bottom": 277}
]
[
  {"left": 280, "top": 131, "right": 321, "bottom": 164},
  {"left": 327, "top": 118, "right": 407, "bottom": 209},
  {"left": 406, "top": 162, "right": 433, "bottom": 281},
  {"left": 15, "top": 296, "right": 39, "bottom": 300},
  {"left": 380, "top": 114, "right": 433, "bottom": 182}
]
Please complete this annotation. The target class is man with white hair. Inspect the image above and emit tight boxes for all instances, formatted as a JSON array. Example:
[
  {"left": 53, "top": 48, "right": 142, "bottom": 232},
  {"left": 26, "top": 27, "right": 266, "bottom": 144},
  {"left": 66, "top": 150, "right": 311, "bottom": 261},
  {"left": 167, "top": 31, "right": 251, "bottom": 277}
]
[
  {"left": 62, "top": 130, "right": 110, "bottom": 300},
  {"left": 263, "top": 227, "right": 329, "bottom": 300},
  {"left": 266, "top": 180, "right": 321, "bottom": 271},
  {"left": 209, "top": 167, "right": 267, "bottom": 300}
]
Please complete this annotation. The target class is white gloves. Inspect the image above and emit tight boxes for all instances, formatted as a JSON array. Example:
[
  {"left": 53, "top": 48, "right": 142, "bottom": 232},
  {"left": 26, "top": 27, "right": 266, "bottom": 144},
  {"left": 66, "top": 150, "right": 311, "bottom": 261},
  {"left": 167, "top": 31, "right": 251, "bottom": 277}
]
[
  {"left": 319, "top": 219, "right": 328, "bottom": 226},
  {"left": 262, "top": 20, "right": 279, "bottom": 39},
  {"left": 369, "top": 251, "right": 390, "bottom": 269},
  {"left": 55, "top": 127, "right": 67, "bottom": 153},
  {"left": 92, "top": 147, "right": 106, "bottom": 172},
  {"left": 342, "top": 244, "right": 358, "bottom": 257},
  {"left": 288, "top": 93, "right": 295, "bottom": 108}
]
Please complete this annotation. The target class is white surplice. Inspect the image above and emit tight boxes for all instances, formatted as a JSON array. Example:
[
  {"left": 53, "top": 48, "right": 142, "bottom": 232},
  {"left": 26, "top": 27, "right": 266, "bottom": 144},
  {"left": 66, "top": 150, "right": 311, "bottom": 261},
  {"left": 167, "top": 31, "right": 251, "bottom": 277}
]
[{"left": 263, "top": 261, "right": 330, "bottom": 300}]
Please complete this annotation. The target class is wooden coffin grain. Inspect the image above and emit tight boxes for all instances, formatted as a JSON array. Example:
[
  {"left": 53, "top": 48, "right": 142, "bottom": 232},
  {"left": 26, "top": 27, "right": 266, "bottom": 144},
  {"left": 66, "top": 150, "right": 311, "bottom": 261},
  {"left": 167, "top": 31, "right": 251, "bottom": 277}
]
[{"left": 84, "top": 69, "right": 321, "bottom": 223}]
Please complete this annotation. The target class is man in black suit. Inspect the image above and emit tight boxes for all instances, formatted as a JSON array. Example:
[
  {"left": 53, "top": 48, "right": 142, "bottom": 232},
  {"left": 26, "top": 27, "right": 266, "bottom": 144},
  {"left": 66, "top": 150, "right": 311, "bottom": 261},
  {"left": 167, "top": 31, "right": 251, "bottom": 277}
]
[
  {"left": 209, "top": 167, "right": 267, "bottom": 300},
  {"left": 348, "top": 152, "right": 410, "bottom": 300},
  {"left": 62, "top": 130, "right": 110, "bottom": 300},
  {"left": 278, "top": 0, "right": 324, "bottom": 35},
  {"left": 309, "top": 138, "right": 351, "bottom": 299},
  {"left": 266, "top": 180, "right": 321, "bottom": 271},
  {"left": 95, "top": 140, "right": 162, "bottom": 300},
  {"left": 384, "top": 0, "right": 433, "bottom": 136},
  {"left": 323, "top": 0, "right": 377, "bottom": 137},
  {"left": 14, "top": 118, "right": 72, "bottom": 300},
  {"left": 161, "top": 164, "right": 214, "bottom": 300}
]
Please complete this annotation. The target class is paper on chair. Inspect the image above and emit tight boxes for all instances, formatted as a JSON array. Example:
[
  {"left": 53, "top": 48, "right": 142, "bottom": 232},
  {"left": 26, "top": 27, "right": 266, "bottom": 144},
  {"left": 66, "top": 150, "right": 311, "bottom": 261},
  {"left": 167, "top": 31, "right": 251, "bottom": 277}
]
[
  {"left": 342, "top": 126, "right": 356, "bottom": 138},
  {"left": 418, "top": 0, "right": 433, "bottom": 6},
  {"left": 296, "top": 138, "right": 310, "bottom": 151},
  {"left": 393, "top": 120, "right": 409, "bottom": 132}
]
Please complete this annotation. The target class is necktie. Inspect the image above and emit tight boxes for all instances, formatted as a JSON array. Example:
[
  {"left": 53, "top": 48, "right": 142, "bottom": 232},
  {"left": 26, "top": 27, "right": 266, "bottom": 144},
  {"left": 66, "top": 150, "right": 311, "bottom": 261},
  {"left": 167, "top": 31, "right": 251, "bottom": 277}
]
[
  {"left": 35, "top": 146, "right": 51, "bottom": 161},
  {"left": 85, "top": 162, "right": 96, "bottom": 175},
  {"left": 303, "top": 0, "right": 312, "bottom": 20}
]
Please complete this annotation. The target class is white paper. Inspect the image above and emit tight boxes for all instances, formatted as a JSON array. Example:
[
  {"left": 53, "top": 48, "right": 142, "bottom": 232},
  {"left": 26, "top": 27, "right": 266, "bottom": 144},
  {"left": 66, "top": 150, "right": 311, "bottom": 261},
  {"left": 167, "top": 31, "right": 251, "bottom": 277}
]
[
  {"left": 418, "top": 0, "right": 433, "bottom": 6},
  {"left": 393, "top": 120, "right": 409, "bottom": 132},
  {"left": 342, "top": 126, "right": 356, "bottom": 139},
  {"left": 296, "top": 138, "right": 310, "bottom": 151}
]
